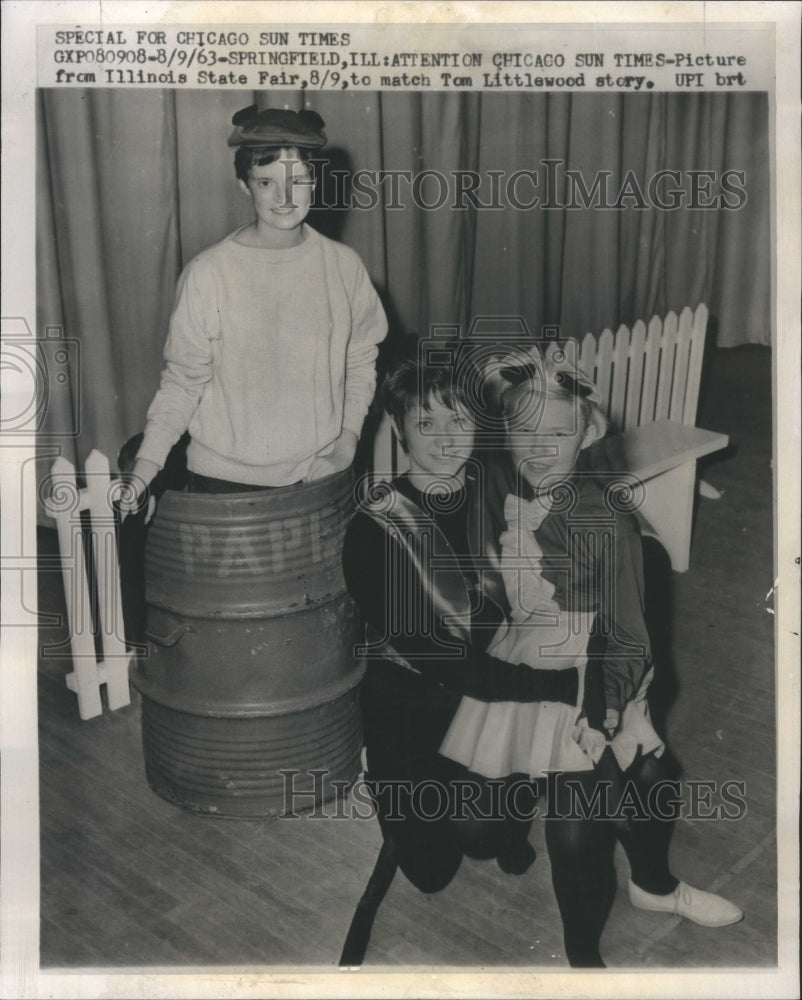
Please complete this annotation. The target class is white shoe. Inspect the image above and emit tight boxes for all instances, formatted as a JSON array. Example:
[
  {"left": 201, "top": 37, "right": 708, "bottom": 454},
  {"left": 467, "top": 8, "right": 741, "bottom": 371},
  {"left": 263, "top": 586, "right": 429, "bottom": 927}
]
[{"left": 628, "top": 880, "right": 744, "bottom": 928}]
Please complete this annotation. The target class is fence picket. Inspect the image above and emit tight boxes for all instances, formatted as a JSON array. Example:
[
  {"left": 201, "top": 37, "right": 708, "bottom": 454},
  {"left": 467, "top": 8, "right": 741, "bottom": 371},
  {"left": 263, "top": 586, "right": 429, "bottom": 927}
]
[
  {"left": 85, "top": 450, "right": 131, "bottom": 711},
  {"left": 640, "top": 315, "right": 663, "bottom": 425},
  {"left": 594, "top": 329, "right": 615, "bottom": 415},
  {"left": 579, "top": 331, "right": 597, "bottom": 382},
  {"left": 624, "top": 319, "right": 647, "bottom": 429},
  {"left": 557, "top": 338, "right": 579, "bottom": 370},
  {"left": 683, "top": 303, "right": 708, "bottom": 425},
  {"left": 51, "top": 457, "right": 103, "bottom": 720},
  {"left": 609, "top": 324, "right": 630, "bottom": 429},
  {"left": 654, "top": 310, "right": 679, "bottom": 421},
  {"left": 669, "top": 306, "right": 695, "bottom": 422}
]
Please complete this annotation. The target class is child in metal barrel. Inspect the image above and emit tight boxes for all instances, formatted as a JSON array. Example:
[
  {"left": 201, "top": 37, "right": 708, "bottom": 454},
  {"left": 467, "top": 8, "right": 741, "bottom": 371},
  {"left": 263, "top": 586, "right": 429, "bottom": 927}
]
[{"left": 125, "top": 104, "right": 387, "bottom": 509}]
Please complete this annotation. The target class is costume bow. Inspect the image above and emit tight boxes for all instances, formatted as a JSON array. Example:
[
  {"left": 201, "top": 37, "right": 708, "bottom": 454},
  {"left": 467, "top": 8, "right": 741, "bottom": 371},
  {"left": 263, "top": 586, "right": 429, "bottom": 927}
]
[
  {"left": 483, "top": 339, "right": 602, "bottom": 409},
  {"left": 502, "top": 492, "right": 552, "bottom": 532},
  {"left": 572, "top": 718, "right": 640, "bottom": 772},
  {"left": 497, "top": 492, "right": 559, "bottom": 623}
]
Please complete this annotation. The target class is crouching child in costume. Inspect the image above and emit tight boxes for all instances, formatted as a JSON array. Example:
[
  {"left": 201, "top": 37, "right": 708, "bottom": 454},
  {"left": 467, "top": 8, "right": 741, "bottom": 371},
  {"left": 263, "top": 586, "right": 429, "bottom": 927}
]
[
  {"left": 339, "top": 352, "right": 581, "bottom": 963},
  {"left": 438, "top": 342, "right": 744, "bottom": 967}
]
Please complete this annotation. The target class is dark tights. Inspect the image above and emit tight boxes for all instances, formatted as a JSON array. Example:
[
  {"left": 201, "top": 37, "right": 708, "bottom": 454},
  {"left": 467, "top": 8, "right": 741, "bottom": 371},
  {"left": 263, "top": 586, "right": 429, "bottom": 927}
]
[
  {"left": 374, "top": 756, "right": 677, "bottom": 968},
  {"left": 371, "top": 751, "right": 678, "bottom": 967},
  {"left": 368, "top": 759, "right": 536, "bottom": 895},
  {"left": 368, "top": 702, "right": 678, "bottom": 970},
  {"left": 545, "top": 752, "right": 678, "bottom": 967}
]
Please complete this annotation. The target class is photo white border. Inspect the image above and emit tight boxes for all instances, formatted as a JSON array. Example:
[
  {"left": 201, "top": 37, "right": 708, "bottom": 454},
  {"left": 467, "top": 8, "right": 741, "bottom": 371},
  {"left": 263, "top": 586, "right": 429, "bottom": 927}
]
[{"left": 1, "top": 3, "right": 799, "bottom": 998}]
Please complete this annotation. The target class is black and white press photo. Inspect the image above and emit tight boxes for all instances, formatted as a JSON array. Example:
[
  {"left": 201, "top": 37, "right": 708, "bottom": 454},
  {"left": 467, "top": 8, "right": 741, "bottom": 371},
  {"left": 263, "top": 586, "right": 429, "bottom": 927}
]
[{"left": 1, "top": 4, "right": 799, "bottom": 999}]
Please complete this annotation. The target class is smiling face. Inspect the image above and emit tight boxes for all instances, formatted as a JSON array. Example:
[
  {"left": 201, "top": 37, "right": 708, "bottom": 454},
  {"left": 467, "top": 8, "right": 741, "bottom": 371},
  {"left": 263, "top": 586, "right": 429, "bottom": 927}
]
[
  {"left": 239, "top": 147, "right": 314, "bottom": 247},
  {"left": 397, "top": 392, "right": 476, "bottom": 486},
  {"left": 507, "top": 389, "right": 598, "bottom": 493}
]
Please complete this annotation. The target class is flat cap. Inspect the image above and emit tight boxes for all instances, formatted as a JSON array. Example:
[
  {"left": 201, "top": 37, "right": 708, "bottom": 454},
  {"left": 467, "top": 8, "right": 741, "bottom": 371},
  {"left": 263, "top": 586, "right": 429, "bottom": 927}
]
[{"left": 227, "top": 105, "right": 327, "bottom": 148}]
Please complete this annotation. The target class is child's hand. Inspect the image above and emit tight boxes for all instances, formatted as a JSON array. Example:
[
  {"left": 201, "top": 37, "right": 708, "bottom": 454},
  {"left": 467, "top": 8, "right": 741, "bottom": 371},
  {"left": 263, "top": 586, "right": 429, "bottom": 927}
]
[
  {"left": 603, "top": 709, "right": 621, "bottom": 739},
  {"left": 119, "top": 457, "right": 160, "bottom": 523},
  {"left": 305, "top": 430, "right": 358, "bottom": 482}
]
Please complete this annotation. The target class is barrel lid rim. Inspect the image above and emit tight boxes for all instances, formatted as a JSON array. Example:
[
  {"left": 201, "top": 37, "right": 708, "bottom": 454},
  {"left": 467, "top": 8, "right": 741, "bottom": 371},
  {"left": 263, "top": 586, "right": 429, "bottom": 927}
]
[
  {"left": 158, "top": 466, "right": 354, "bottom": 504},
  {"left": 144, "top": 588, "right": 354, "bottom": 619}
]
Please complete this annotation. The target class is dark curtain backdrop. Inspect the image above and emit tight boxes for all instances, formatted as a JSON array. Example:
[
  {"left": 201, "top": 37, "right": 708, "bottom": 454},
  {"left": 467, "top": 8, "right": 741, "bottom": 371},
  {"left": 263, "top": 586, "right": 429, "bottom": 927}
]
[{"left": 36, "top": 88, "right": 770, "bottom": 474}]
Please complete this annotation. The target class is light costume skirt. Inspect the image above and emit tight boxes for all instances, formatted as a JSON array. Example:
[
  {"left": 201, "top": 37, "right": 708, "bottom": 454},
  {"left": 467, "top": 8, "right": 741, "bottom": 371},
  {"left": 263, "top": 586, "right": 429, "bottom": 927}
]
[
  {"left": 439, "top": 610, "right": 663, "bottom": 779},
  {"left": 439, "top": 493, "right": 664, "bottom": 780}
]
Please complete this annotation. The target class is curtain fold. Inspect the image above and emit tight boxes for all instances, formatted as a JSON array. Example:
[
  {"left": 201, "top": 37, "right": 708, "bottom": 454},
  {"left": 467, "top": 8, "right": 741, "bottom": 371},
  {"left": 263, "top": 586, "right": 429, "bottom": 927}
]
[
  {"left": 312, "top": 89, "right": 388, "bottom": 290},
  {"left": 35, "top": 89, "right": 771, "bottom": 480},
  {"left": 711, "top": 93, "right": 771, "bottom": 346},
  {"left": 36, "top": 92, "right": 76, "bottom": 462},
  {"left": 557, "top": 94, "right": 625, "bottom": 337}
]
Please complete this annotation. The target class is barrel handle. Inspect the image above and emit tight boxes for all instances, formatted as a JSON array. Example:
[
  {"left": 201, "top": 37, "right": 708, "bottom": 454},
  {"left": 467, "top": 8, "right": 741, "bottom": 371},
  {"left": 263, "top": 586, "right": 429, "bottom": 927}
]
[{"left": 145, "top": 624, "right": 193, "bottom": 648}]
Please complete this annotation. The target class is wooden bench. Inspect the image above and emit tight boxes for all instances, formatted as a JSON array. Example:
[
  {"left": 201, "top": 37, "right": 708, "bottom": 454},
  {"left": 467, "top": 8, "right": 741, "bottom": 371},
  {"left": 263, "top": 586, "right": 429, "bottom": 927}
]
[
  {"left": 371, "top": 304, "right": 728, "bottom": 572},
  {"left": 587, "top": 418, "right": 728, "bottom": 572},
  {"left": 575, "top": 303, "right": 728, "bottom": 571}
]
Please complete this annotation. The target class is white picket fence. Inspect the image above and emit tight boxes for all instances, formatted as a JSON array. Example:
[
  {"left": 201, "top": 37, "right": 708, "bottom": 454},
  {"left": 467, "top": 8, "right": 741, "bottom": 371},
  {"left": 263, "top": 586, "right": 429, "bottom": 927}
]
[
  {"left": 46, "top": 449, "right": 131, "bottom": 720},
  {"left": 576, "top": 303, "right": 709, "bottom": 432}
]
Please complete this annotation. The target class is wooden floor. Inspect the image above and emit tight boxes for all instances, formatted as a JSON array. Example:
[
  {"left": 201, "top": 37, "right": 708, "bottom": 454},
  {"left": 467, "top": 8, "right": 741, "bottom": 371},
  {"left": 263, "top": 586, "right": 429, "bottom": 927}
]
[{"left": 37, "top": 345, "right": 777, "bottom": 971}]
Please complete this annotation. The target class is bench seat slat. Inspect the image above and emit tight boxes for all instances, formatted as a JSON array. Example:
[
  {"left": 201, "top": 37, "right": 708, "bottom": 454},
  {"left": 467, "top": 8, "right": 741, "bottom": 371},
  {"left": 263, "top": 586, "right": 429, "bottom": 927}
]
[{"left": 588, "top": 419, "right": 729, "bottom": 483}]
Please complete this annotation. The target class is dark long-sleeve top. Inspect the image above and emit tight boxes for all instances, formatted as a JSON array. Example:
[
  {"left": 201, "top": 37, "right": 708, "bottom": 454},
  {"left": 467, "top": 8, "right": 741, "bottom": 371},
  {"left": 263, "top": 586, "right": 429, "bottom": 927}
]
[{"left": 342, "top": 472, "right": 580, "bottom": 772}]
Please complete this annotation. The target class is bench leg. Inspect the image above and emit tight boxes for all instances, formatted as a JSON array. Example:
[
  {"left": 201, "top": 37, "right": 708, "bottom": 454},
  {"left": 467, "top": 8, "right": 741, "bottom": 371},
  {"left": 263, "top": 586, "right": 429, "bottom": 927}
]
[
  {"left": 100, "top": 659, "right": 132, "bottom": 711},
  {"left": 698, "top": 478, "right": 723, "bottom": 500},
  {"left": 639, "top": 462, "right": 696, "bottom": 573}
]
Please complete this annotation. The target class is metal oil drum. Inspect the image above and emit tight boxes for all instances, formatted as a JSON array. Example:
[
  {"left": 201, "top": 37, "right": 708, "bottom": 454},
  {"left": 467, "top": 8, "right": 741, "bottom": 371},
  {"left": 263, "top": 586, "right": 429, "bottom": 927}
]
[{"left": 131, "top": 468, "right": 364, "bottom": 818}]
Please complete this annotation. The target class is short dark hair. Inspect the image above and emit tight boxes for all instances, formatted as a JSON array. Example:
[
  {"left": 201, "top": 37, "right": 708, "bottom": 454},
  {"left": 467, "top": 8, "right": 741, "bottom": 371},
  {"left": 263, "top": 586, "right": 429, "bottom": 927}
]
[
  {"left": 381, "top": 353, "right": 472, "bottom": 450},
  {"left": 234, "top": 144, "right": 314, "bottom": 183}
]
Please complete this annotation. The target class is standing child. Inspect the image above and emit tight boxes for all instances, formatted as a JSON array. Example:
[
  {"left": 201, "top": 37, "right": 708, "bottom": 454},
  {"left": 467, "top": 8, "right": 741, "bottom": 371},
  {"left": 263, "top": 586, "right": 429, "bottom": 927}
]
[
  {"left": 440, "top": 343, "right": 743, "bottom": 967},
  {"left": 128, "top": 104, "right": 387, "bottom": 502}
]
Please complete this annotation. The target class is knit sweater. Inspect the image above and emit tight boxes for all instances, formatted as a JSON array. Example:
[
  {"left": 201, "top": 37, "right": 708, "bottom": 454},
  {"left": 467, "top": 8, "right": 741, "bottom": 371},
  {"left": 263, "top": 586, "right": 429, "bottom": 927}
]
[{"left": 138, "top": 224, "right": 388, "bottom": 486}]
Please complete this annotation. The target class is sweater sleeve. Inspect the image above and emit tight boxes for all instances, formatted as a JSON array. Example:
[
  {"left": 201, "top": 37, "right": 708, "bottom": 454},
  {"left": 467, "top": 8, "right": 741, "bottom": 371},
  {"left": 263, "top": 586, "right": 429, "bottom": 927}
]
[
  {"left": 136, "top": 262, "right": 215, "bottom": 469},
  {"left": 343, "top": 510, "right": 579, "bottom": 705},
  {"left": 599, "top": 513, "right": 653, "bottom": 714},
  {"left": 341, "top": 261, "right": 388, "bottom": 436}
]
